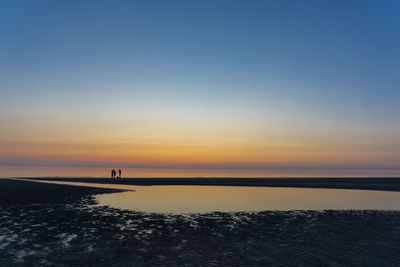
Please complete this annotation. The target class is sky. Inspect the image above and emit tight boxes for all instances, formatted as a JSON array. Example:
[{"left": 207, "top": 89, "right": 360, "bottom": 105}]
[{"left": 1, "top": 0, "right": 400, "bottom": 177}]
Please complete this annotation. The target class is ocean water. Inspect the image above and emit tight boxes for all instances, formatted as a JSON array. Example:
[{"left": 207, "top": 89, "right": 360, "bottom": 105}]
[{"left": 1, "top": 165, "right": 400, "bottom": 178}]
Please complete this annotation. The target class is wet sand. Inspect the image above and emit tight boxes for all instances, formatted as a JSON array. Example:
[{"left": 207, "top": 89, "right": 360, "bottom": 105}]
[
  {"left": 22, "top": 177, "right": 400, "bottom": 192},
  {"left": 1, "top": 178, "right": 400, "bottom": 266},
  {"left": 0, "top": 178, "right": 124, "bottom": 204}
]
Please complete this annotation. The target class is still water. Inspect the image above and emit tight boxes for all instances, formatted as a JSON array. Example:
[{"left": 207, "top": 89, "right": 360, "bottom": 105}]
[
  {"left": 3, "top": 165, "right": 400, "bottom": 178},
  {"left": 35, "top": 180, "right": 400, "bottom": 213}
]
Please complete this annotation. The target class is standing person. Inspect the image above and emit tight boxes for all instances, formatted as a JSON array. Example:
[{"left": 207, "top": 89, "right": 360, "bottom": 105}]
[
  {"left": 118, "top": 169, "right": 122, "bottom": 178},
  {"left": 111, "top": 169, "right": 114, "bottom": 178}
]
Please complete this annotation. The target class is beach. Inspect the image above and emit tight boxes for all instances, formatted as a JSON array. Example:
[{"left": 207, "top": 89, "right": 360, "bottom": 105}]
[
  {"left": 1, "top": 178, "right": 400, "bottom": 266},
  {"left": 23, "top": 177, "right": 400, "bottom": 192},
  {"left": 2, "top": 0, "right": 399, "bottom": 265}
]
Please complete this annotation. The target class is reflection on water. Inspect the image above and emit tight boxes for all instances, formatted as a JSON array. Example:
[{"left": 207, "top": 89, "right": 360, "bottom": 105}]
[
  {"left": 30, "top": 180, "right": 400, "bottom": 213},
  {"left": 96, "top": 186, "right": 400, "bottom": 213}
]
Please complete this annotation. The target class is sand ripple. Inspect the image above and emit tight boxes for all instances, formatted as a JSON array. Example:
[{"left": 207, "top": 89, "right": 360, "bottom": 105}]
[{"left": 1, "top": 198, "right": 400, "bottom": 266}]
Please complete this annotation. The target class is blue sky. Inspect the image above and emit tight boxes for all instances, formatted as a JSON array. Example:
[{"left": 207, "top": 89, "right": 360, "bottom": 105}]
[{"left": 1, "top": 0, "right": 400, "bottom": 174}]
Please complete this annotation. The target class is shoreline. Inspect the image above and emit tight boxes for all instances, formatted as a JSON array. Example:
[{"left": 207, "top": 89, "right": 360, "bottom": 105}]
[
  {"left": 16, "top": 177, "right": 400, "bottom": 192},
  {"left": 0, "top": 178, "right": 124, "bottom": 204},
  {"left": 2, "top": 179, "right": 400, "bottom": 265}
]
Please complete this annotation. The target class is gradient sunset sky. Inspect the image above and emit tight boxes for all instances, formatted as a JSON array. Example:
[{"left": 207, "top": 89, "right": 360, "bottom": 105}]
[{"left": 1, "top": 0, "right": 400, "bottom": 177}]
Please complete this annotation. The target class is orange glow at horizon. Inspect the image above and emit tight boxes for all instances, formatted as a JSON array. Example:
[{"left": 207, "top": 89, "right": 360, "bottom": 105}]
[
  {"left": 1, "top": 104, "right": 400, "bottom": 172},
  {"left": 2, "top": 126, "right": 400, "bottom": 170}
]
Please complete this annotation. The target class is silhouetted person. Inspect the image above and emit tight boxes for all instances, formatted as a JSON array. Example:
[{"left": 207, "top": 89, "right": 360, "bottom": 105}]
[
  {"left": 118, "top": 169, "right": 122, "bottom": 178},
  {"left": 111, "top": 169, "right": 116, "bottom": 178}
]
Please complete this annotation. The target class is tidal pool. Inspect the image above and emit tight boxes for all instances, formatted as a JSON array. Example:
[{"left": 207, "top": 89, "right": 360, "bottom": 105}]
[
  {"left": 95, "top": 185, "right": 400, "bottom": 213},
  {"left": 31, "top": 180, "right": 400, "bottom": 213}
]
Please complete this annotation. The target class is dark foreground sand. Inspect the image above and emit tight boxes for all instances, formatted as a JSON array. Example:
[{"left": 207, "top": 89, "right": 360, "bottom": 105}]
[
  {"left": 25, "top": 177, "right": 400, "bottom": 192},
  {"left": 0, "top": 179, "right": 124, "bottom": 204},
  {"left": 1, "top": 178, "right": 400, "bottom": 266}
]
